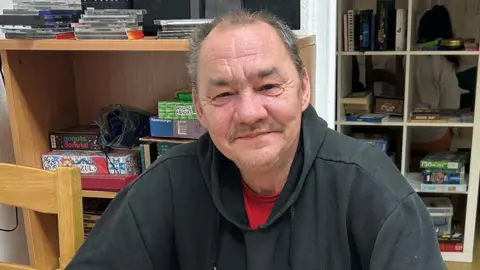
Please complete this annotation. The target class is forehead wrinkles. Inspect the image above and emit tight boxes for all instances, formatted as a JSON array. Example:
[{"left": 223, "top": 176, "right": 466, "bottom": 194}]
[{"left": 204, "top": 34, "right": 264, "bottom": 63}]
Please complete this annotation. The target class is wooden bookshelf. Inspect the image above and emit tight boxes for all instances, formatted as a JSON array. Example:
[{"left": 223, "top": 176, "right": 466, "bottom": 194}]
[
  {"left": 81, "top": 190, "right": 117, "bottom": 199},
  {"left": 0, "top": 35, "right": 315, "bottom": 51},
  {"left": 336, "top": 0, "right": 480, "bottom": 263},
  {"left": 0, "top": 35, "right": 316, "bottom": 269}
]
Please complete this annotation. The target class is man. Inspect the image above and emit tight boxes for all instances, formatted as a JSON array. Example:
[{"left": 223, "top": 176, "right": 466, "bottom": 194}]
[{"left": 66, "top": 10, "right": 446, "bottom": 270}]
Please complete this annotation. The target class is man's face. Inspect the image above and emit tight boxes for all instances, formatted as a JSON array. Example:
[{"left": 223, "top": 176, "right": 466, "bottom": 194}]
[{"left": 194, "top": 22, "right": 310, "bottom": 170}]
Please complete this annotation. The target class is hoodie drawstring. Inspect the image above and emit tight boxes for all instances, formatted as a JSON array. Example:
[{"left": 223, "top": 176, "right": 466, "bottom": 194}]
[
  {"left": 211, "top": 210, "right": 220, "bottom": 269},
  {"left": 288, "top": 205, "right": 295, "bottom": 269}
]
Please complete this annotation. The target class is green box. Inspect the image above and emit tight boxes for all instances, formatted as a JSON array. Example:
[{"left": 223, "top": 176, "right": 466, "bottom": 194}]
[{"left": 158, "top": 101, "right": 198, "bottom": 120}]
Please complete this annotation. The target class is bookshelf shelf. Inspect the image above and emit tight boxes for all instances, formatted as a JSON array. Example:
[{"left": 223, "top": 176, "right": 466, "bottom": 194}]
[
  {"left": 337, "top": 51, "right": 408, "bottom": 55},
  {"left": 81, "top": 190, "right": 117, "bottom": 199},
  {"left": 336, "top": 0, "right": 480, "bottom": 263},
  {"left": 338, "top": 51, "right": 480, "bottom": 56},
  {"left": 406, "top": 122, "right": 474, "bottom": 128},
  {"left": 336, "top": 117, "right": 404, "bottom": 126},
  {"left": 409, "top": 51, "right": 480, "bottom": 56},
  {"left": 0, "top": 35, "right": 316, "bottom": 52}
]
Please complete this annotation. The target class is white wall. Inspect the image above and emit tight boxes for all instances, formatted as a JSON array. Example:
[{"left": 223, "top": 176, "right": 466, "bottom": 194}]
[
  {"left": 0, "top": 0, "right": 29, "bottom": 262},
  {"left": 0, "top": 0, "right": 12, "bottom": 14},
  {"left": 0, "top": 69, "right": 28, "bottom": 265},
  {"left": 295, "top": 0, "right": 337, "bottom": 129}
]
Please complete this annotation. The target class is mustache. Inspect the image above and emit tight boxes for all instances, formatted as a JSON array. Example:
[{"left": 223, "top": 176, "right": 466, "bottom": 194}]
[{"left": 227, "top": 121, "right": 285, "bottom": 142}]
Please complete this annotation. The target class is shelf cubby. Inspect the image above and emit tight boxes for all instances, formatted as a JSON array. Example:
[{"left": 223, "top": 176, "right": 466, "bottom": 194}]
[{"left": 335, "top": 0, "right": 480, "bottom": 263}]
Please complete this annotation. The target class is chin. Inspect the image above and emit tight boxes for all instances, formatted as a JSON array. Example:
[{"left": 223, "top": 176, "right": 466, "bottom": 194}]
[{"left": 234, "top": 149, "right": 280, "bottom": 170}]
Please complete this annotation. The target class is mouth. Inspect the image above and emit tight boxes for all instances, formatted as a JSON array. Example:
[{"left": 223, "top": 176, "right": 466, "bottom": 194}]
[{"left": 236, "top": 131, "right": 273, "bottom": 140}]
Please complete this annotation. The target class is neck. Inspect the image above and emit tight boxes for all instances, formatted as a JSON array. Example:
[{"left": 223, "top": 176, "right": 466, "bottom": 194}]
[{"left": 240, "top": 139, "right": 299, "bottom": 195}]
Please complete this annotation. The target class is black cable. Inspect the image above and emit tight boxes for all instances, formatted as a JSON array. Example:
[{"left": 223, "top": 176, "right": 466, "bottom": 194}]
[{"left": 0, "top": 207, "right": 19, "bottom": 232}]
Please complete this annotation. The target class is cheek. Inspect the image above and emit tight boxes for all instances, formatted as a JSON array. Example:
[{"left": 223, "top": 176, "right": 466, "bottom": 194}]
[
  {"left": 203, "top": 106, "right": 234, "bottom": 138},
  {"left": 263, "top": 92, "right": 303, "bottom": 125}
]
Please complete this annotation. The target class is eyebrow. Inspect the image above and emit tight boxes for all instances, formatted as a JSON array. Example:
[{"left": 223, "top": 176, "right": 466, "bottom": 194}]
[
  {"left": 255, "top": 67, "right": 279, "bottom": 79},
  {"left": 207, "top": 67, "right": 280, "bottom": 88},
  {"left": 208, "top": 78, "right": 229, "bottom": 87}
]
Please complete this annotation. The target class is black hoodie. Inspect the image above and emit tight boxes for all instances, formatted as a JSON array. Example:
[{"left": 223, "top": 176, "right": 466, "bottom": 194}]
[{"left": 66, "top": 105, "right": 446, "bottom": 270}]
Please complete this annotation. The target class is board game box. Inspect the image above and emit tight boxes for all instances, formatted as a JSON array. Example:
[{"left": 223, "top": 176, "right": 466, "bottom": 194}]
[
  {"left": 42, "top": 150, "right": 140, "bottom": 175},
  {"left": 420, "top": 151, "right": 469, "bottom": 170},
  {"left": 149, "top": 116, "right": 207, "bottom": 139},
  {"left": 158, "top": 101, "right": 197, "bottom": 120},
  {"left": 42, "top": 151, "right": 108, "bottom": 174},
  {"left": 49, "top": 124, "right": 103, "bottom": 151}
]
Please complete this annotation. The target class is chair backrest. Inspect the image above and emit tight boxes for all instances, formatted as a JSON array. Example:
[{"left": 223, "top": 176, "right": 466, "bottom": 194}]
[{"left": 0, "top": 163, "right": 84, "bottom": 270}]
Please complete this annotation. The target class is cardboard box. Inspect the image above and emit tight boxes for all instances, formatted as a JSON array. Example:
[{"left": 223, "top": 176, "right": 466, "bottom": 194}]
[
  {"left": 42, "top": 151, "right": 108, "bottom": 174},
  {"left": 42, "top": 150, "right": 140, "bottom": 175},
  {"left": 149, "top": 116, "right": 207, "bottom": 139}
]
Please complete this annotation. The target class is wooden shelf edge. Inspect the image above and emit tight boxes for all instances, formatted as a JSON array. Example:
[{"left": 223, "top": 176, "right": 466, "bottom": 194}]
[
  {"left": 0, "top": 38, "right": 189, "bottom": 52},
  {"left": 0, "top": 35, "right": 315, "bottom": 51},
  {"left": 82, "top": 190, "right": 117, "bottom": 199}
]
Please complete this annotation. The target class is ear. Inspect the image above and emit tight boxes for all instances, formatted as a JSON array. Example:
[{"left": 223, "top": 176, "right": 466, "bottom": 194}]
[
  {"left": 300, "top": 67, "right": 311, "bottom": 111},
  {"left": 193, "top": 89, "right": 207, "bottom": 128}
]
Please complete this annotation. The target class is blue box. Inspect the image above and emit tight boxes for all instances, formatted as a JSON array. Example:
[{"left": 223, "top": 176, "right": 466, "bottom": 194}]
[{"left": 149, "top": 116, "right": 207, "bottom": 139}]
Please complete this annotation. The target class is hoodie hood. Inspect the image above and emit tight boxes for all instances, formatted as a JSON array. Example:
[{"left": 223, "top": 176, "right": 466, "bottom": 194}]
[{"left": 197, "top": 105, "right": 328, "bottom": 231}]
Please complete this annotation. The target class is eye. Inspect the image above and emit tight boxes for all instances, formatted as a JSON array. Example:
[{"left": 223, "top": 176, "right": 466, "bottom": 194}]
[
  {"left": 210, "top": 92, "right": 235, "bottom": 106},
  {"left": 213, "top": 92, "right": 234, "bottom": 99},
  {"left": 258, "top": 84, "right": 277, "bottom": 91}
]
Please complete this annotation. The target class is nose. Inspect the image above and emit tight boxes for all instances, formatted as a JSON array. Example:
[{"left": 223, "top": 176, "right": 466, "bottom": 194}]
[{"left": 233, "top": 90, "right": 268, "bottom": 125}]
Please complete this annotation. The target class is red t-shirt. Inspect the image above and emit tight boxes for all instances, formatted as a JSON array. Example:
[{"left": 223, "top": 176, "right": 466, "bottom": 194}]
[{"left": 241, "top": 181, "right": 280, "bottom": 229}]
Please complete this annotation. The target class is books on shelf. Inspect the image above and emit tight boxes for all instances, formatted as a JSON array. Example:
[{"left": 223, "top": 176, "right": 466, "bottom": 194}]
[
  {"left": 414, "top": 38, "right": 479, "bottom": 52},
  {"left": 420, "top": 151, "right": 468, "bottom": 171},
  {"left": 352, "top": 133, "right": 389, "bottom": 152},
  {"left": 342, "top": 1, "right": 406, "bottom": 52},
  {"left": 438, "top": 222, "right": 464, "bottom": 252},
  {"left": 341, "top": 91, "right": 406, "bottom": 121},
  {"left": 351, "top": 132, "right": 399, "bottom": 167},
  {"left": 419, "top": 151, "right": 469, "bottom": 193},
  {"left": 409, "top": 107, "right": 474, "bottom": 123},
  {"left": 341, "top": 91, "right": 373, "bottom": 114},
  {"left": 345, "top": 113, "right": 388, "bottom": 123}
]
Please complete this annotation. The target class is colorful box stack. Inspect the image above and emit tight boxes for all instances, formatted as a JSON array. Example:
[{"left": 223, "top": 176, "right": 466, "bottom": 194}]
[
  {"left": 150, "top": 96, "right": 206, "bottom": 139},
  {"left": 420, "top": 151, "right": 469, "bottom": 193},
  {"left": 140, "top": 91, "right": 206, "bottom": 169},
  {"left": 419, "top": 152, "right": 469, "bottom": 252},
  {"left": 41, "top": 124, "right": 141, "bottom": 191}
]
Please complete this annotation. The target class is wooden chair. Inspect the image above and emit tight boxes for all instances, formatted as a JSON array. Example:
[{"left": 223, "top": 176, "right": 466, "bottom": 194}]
[{"left": 0, "top": 164, "right": 84, "bottom": 270}]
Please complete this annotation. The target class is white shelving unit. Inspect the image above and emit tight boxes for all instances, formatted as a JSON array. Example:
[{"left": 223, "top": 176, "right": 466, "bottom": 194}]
[{"left": 335, "top": 0, "right": 480, "bottom": 263}]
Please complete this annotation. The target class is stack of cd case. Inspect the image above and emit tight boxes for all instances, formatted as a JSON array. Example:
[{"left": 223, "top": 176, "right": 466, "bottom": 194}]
[
  {"left": 81, "top": 0, "right": 133, "bottom": 10},
  {"left": 13, "top": 0, "right": 82, "bottom": 10},
  {"left": 0, "top": 9, "right": 81, "bottom": 40},
  {"left": 72, "top": 9, "right": 146, "bottom": 40},
  {"left": 154, "top": 19, "right": 212, "bottom": 40}
]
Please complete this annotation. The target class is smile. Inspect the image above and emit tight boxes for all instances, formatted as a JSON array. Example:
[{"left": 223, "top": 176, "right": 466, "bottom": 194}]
[{"left": 236, "top": 132, "right": 273, "bottom": 140}]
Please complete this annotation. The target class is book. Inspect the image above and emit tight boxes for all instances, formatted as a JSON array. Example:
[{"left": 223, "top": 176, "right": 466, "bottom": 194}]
[
  {"left": 420, "top": 152, "right": 469, "bottom": 170},
  {"left": 395, "top": 9, "right": 406, "bottom": 51}
]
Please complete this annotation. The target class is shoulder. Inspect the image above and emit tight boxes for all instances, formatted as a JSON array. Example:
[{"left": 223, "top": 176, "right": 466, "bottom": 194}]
[
  {"left": 141, "top": 134, "right": 206, "bottom": 175},
  {"left": 316, "top": 128, "right": 414, "bottom": 203},
  {"left": 315, "top": 130, "right": 422, "bottom": 246},
  {"left": 125, "top": 137, "right": 204, "bottom": 198}
]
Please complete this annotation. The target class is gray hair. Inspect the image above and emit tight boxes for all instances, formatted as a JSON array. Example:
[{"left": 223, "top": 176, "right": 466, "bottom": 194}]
[{"left": 187, "top": 9, "right": 304, "bottom": 92}]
